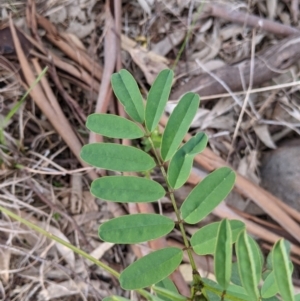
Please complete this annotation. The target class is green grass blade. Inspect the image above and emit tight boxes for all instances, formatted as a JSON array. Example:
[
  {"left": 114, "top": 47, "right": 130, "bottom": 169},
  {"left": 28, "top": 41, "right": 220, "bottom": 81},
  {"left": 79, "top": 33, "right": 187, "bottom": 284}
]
[{"left": 0, "top": 66, "right": 48, "bottom": 144}]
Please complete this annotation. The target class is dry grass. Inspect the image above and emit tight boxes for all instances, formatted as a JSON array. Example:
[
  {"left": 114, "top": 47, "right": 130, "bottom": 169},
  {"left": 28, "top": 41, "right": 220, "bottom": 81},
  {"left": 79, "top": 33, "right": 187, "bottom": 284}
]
[{"left": 0, "top": 0, "right": 300, "bottom": 300}]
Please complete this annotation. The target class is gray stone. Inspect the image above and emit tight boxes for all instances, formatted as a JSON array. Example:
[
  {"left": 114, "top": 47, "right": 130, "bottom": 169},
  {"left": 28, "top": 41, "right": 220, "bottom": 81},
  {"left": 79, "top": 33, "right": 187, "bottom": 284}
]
[{"left": 260, "top": 139, "right": 300, "bottom": 212}]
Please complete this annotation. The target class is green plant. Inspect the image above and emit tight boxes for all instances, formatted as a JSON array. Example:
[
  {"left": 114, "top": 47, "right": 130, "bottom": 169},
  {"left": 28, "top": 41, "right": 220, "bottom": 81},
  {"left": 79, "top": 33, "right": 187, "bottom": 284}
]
[
  {"left": 79, "top": 69, "right": 297, "bottom": 301},
  {"left": 0, "top": 69, "right": 297, "bottom": 301},
  {"left": 0, "top": 66, "right": 48, "bottom": 145}
]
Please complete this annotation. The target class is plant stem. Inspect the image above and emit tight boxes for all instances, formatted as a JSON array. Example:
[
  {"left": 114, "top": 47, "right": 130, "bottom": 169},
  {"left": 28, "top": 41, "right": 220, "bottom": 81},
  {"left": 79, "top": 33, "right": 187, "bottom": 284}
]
[
  {"left": 0, "top": 205, "right": 120, "bottom": 279},
  {"left": 146, "top": 135, "right": 202, "bottom": 289},
  {"left": 0, "top": 205, "right": 165, "bottom": 301}
]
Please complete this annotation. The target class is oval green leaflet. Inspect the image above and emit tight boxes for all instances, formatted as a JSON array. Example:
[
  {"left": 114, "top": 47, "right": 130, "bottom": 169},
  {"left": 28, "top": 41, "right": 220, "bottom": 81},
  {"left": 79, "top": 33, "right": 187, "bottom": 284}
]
[
  {"left": 191, "top": 220, "right": 245, "bottom": 255},
  {"left": 181, "top": 167, "right": 236, "bottom": 224},
  {"left": 91, "top": 176, "right": 165, "bottom": 203},
  {"left": 161, "top": 92, "right": 200, "bottom": 162},
  {"left": 272, "top": 239, "right": 295, "bottom": 301},
  {"left": 80, "top": 143, "right": 155, "bottom": 172},
  {"left": 236, "top": 230, "right": 260, "bottom": 300},
  {"left": 98, "top": 214, "right": 174, "bottom": 244},
  {"left": 214, "top": 219, "right": 232, "bottom": 290},
  {"left": 86, "top": 113, "right": 144, "bottom": 139},
  {"left": 167, "top": 132, "right": 208, "bottom": 189},
  {"left": 111, "top": 69, "right": 144, "bottom": 123},
  {"left": 120, "top": 247, "right": 183, "bottom": 290},
  {"left": 145, "top": 69, "right": 174, "bottom": 132}
]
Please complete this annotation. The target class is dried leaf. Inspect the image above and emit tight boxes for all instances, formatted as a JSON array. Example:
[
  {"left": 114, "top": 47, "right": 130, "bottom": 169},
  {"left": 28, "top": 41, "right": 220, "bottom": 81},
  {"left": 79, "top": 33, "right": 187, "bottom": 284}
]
[
  {"left": 129, "top": 48, "right": 169, "bottom": 85},
  {"left": 253, "top": 124, "right": 277, "bottom": 149},
  {"left": 152, "top": 30, "right": 186, "bottom": 56},
  {"left": 138, "top": 0, "right": 153, "bottom": 14},
  {"left": 38, "top": 280, "right": 87, "bottom": 300},
  {"left": 266, "top": 0, "right": 277, "bottom": 20},
  {"left": 87, "top": 242, "right": 114, "bottom": 267}
]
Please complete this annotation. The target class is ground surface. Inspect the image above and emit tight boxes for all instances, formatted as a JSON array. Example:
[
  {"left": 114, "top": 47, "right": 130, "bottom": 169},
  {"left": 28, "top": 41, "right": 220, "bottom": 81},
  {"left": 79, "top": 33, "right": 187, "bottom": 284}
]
[{"left": 1, "top": 0, "right": 300, "bottom": 300}]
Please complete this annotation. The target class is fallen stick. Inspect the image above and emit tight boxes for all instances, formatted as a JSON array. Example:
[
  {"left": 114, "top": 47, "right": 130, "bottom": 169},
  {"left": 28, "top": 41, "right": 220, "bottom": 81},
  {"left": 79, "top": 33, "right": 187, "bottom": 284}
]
[
  {"left": 171, "top": 33, "right": 300, "bottom": 100},
  {"left": 9, "top": 18, "right": 97, "bottom": 181},
  {"left": 202, "top": 3, "right": 299, "bottom": 36}
]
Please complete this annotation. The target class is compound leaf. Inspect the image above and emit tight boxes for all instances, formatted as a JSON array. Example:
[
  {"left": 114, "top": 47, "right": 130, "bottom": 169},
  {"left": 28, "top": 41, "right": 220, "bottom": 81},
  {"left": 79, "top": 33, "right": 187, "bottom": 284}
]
[
  {"left": 191, "top": 220, "right": 245, "bottom": 255},
  {"left": 236, "top": 230, "right": 260, "bottom": 300},
  {"left": 111, "top": 69, "right": 144, "bottom": 123},
  {"left": 81, "top": 143, "right": 155, "bottom": 172},
  {"left": 120, "top": 247, "right": 183, "bottom": 290},
  {"left": 91, "top": 176, "right": 165, "bottom": 203},
  {"left": 272, "top": 239, "right": 295, "bottom": 301},
  {"left": 161, "top": 92, "right": 200, "bottom": 161},
  {"left": 215, "top": 219, "right": 232, "bottom": 290},
  {"left": 98, "top": 214, "right": 174, "bottom": 243},
  {"left": 145, "top": 70, "right": 173, "bottom": 132},
  {"left": 167, "top": 132, "right": 208, "bottom": 189},
  {"left": 86, "top": 114, "right": 144, "bottom": 139},
  {"left": 181, "top": 167, "right": 236, "bottom": 224}
]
